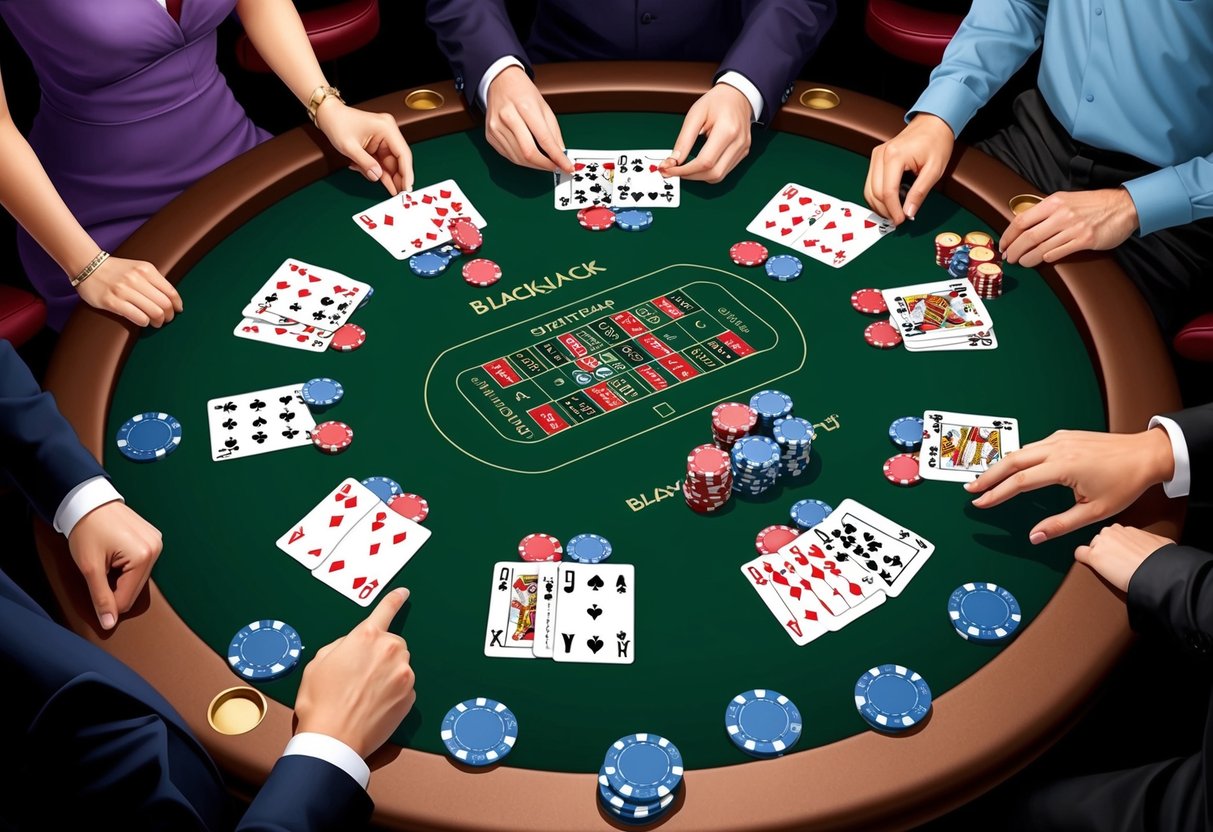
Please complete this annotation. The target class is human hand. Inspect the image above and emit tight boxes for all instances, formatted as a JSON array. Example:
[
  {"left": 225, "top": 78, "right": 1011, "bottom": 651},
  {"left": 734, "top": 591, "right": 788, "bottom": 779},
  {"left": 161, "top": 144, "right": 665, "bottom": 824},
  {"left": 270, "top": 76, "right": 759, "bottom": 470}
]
[
  {"left": 294, "top": 587, "right": 416, "bottom": 758},
  {"left": 485, "top": 66, "right": 572, "bottom": 174},
  {"left": 1075, "top": 523, "right": 1174, "bottom": 592},
  {"left": 76, "top": 256, "right": 183, "bottom": 328},
  {"left": 863, "top": 113, "right": 955, "bottom": 225},
  {"left": 67, "top": 501, "right": 163, "bottom": 630},
  {"left": 966, "top": 427, "right": 1175, "bottom": 544},
  {"left": 1000, "top": 188, "right": 1138, "bottom": 267},
  {"left": 316, "top": 101, "right": 414, "bottom": 195},
  {"left": 659, "top": 84, "right": 753, "bottom": 184}
]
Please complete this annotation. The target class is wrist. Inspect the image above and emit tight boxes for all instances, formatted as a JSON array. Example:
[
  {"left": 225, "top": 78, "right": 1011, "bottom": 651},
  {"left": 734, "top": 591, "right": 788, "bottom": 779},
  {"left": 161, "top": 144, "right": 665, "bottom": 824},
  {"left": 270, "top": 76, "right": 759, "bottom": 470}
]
[
  {"left": 1115, "top": 186, "right": 1141, "bottom": 233},
  {"left": 1143, "top": 426, "right": 1176, "bottom": 486},
  {"left": 314, "top": 96, "right": 345, "bottom": 133},
  {"left": 909, "top": 112, "right": 954, "bottom": 137}
]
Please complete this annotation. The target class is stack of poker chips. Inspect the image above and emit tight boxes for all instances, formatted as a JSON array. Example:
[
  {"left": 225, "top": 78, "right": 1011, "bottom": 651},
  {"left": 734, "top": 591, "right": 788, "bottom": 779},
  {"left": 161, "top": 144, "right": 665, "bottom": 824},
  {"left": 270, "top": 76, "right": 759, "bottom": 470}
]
[
  {"left": 711, "top": 401, "right": 758, "bottom": 450},
  {"left": 946, "top": 244, "right": 972, "bottom": 280},
  {"left": 748, "top": 389, "right": 794, "bottom": 435},
  {"left": 972, "top": 262, "right": 1004, "bottom": 299},
  {"left": 731, "top": 435, "right": 782, "bottom": 497},
  {"left": 725, "top": 689, "right": 804, "bottom": 758},
  {"left": 772, "top": 416, "right": 814, "bottom": 477},
  {"left": 597, "top": 734, "right": 683, "bottom": 825},
  {"left": 684, "top": 444, "right": 734, "bottom": 513},
  {"left": 963, "top": 230, "right": 998, "bottom": 254},
  {"left": 934, "top": 232, "right": 963, "bottom": 267},
  {"left": 967, "top": 246, "right": 997, "bottom": 278}
]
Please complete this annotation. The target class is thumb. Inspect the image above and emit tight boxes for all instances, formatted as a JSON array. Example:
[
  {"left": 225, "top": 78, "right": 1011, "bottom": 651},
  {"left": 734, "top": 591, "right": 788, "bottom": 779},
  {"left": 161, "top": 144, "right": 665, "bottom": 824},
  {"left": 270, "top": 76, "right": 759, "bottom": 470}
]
[
  {"left": 364, "top": 587, "right": 409, "bottom": 631},
  {"left": 663, "top": 108, "right": 706, "bottom": 174},
  {"left": 80, "top": 558, "right": 118, "bottom": 630}
]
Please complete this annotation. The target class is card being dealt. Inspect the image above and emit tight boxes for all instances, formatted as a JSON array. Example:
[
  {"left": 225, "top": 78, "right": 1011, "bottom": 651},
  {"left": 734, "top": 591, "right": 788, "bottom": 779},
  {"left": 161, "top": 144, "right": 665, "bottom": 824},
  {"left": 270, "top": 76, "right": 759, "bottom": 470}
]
[
  {"left": 206, "top": 383, "right": 316, "bottom": 462},
  {"left": 354, "top": 179, "right": 487, "bottom": 258},
  {"left": 247, "top": 259, "right": 370, "bottom": 331},
  {"left": 919, "top": 410, "right": 1020, "bottom": 482}
]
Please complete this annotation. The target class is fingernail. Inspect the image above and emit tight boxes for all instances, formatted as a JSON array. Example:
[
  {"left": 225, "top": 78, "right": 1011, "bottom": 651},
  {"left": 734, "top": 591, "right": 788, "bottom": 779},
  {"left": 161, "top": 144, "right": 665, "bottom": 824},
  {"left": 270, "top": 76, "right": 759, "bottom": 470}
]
[
  {"left": 1029, "top": 531, "right": 1047, "bottom": 545},
  {"left": 368, "top": 166, "right": 382, "bottom": 180},
  {"left": 100, "top": 613, "right": 116, "bottom": 630},
  {"left": 905, "top": 205, "right": 917, "bottom": 220}
]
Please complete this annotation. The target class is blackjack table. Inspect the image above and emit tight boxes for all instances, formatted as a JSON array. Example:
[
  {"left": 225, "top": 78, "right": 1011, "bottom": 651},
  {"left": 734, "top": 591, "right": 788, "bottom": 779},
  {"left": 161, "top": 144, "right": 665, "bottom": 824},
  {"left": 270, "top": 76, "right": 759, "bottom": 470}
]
[{"left": 35, "top": 62, "right": 1184, "bottom": 831}]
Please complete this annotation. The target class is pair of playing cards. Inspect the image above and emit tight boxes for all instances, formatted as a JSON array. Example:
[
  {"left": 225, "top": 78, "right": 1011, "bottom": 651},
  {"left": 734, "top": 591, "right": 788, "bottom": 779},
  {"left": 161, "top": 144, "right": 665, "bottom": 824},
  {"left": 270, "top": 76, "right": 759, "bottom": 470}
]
[
  {"left": 745, "top": 182, "right": 893, "bottom": 268},
  {"left": 741, "top": 499, "right": 934, "bottom": 645},
  {"left": 206, "top": 383, "right": 316, "bottom": 462},
  {"left": 276, "top": 478, "right": 430, "bottom": 606},
  {"left": 881, "top": 279, "right": 999, "bottom": 351},
  {"left": 352, "top": 179, "right": 487, "bottom": 259},
  {"left": 484, "top": 561, "right": 635, "bottom": 664},
  {"left": 233, "top": 259, "right": 370, "bottom": 352},
  {"left": 553, "top": 149, "right": 680, "bottom": 210},
  {"left": 918, "top": 410, "right": 1020, "bottom": 482}
]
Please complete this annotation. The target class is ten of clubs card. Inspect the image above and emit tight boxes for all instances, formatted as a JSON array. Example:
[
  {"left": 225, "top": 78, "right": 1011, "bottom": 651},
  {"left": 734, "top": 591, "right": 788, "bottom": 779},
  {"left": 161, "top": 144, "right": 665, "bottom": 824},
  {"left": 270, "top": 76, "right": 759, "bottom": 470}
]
[{"left": 918, "top": 410, "right": 1020, "bottom": 482}]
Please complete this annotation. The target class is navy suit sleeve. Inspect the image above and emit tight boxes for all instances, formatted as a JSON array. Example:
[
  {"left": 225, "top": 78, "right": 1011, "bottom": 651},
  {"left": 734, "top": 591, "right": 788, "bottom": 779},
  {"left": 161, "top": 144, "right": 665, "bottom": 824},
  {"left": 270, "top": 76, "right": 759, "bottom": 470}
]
[
  {"left": 1163, "top": 404, "right": 1213, "bottom": 503},
  {"left": 0, "top": 339, "right": 106, "bottom": 523},
  {"left": 1127, "top": 544, "right": 1213, "bottom": 654},
  {"left": 237, "top": 755, "right": 373, "bottom": 832},
  {"left": 424, "top": 0, "right": 531, "bottom": 108},
  {"left": 717, "top": 0, "right": 836, "bottom": 122}
]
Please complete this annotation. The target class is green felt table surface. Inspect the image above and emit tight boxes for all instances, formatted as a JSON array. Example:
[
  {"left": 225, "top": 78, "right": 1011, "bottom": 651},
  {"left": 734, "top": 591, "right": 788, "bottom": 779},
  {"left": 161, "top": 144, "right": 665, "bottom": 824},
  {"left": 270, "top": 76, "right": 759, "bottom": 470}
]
[{"left": 104, "top": 112, "right": 1104, "bottom": 772}]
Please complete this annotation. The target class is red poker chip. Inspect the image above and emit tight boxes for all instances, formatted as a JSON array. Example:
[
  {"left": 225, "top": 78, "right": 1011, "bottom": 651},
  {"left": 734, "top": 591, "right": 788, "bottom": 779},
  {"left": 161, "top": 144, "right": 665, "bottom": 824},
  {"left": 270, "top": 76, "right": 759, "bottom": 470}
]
[
  {"left": 864, "top": 320, "right": 902, "bottom": 349},
  {"left": 712, "top": 402, "right": 759, "bottom": 433},
  {"left": 330, "top": 323, "right": 367, "bottom": 352},
  {"left": 850, "top": 288, "right": 887, "bottom": 316},
  {"left": 388, "top": 492, "right": 429, "bottom": 523},
  {"left": 687, "top": 444, "right": 731, "bottom": 479},
  {"left": 755, "top": 524, "right": 800, "bottom": 555},
  {"left": 729, "top": 241, "right": 768, "bottom": 267},
  {"left": 518, "top": 532, "right": 563, "bottom": 562},
  {"left": 884, "top": 453, "right": 922, "bottom": 486},
  {"left": 311, "top": 421, "right": 353, "bottom": 454},
  {"left": 577, "top": 206, "right": 616, "bottom": 231},
  {"left": 449, "top": 217, "right": 483, "bottom": 253},
  {"left": 462, "top": 258, "right": 502, "bottom": 287},
  {"left": 684, "top": 482, "right": 728, "bottom": 512}
]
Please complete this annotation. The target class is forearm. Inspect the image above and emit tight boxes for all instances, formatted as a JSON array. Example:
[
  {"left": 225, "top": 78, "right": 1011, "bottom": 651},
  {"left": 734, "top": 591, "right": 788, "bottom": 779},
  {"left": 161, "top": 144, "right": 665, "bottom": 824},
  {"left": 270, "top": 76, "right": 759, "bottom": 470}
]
[
  {"left": 1123, "top": 155, "right": 1213, "bottom": 237},
  {"left": 1128, "top": 544, "right": 1213, "bottom": 651},
  {"left": 235, "top": 0, "right": 328, "bottom": 108}
]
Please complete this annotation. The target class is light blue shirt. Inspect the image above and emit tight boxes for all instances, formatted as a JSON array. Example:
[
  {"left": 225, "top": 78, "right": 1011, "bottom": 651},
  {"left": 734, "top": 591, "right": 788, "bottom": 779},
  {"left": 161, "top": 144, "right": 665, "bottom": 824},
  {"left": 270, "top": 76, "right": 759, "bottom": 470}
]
[{"left": 910, "top": 0, "right": 1213, "bottom": 236}]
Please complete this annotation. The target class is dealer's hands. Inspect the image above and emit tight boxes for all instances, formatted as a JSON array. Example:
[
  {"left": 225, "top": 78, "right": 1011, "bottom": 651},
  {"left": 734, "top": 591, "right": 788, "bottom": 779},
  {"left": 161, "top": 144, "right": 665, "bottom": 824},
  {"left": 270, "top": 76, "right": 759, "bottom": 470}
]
[
  {"left": 316, "top": 100, "right": 414, "bottom": 195},
  {"left": 660, "top": 84, "right": 754, "bottom": 184},
  {"left": 1075, "top": 524, "right": 1174, "bottom": 593},
  {"left": 67, "top": 501, "right": 163, "bottom": 630},
  {"left": 1000, "top": 188, "right": 1138, "bottom": 267},
  {"left": 295, "top": 587, "right": 416, "bottom": 759},
  {"left": 966, "top": 427, "right": 1175, "bottom": 545},
  {"left": 864, "top": 113, "right": 954, "bottom": 225},
  {"left": 485, "top": 66, "right": 573, "bottom": 175},
  {"left": 76, "top": 256, "right": 183, "bottom": 329}
]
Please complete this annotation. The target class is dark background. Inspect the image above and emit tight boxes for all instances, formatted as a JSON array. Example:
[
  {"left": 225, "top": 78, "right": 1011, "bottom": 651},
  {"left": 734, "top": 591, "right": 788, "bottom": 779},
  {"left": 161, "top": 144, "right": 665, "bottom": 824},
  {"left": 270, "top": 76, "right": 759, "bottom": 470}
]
[{"left": 1, "top": 3, "right": 1206, "bottom": 830}]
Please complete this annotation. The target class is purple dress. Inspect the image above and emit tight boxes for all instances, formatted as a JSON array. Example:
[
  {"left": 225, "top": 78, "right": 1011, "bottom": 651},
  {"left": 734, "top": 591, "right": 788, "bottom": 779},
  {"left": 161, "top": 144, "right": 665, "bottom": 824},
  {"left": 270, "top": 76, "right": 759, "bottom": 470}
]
[{"left": 0, "top": 0, "right": 270, "bottom": 329}]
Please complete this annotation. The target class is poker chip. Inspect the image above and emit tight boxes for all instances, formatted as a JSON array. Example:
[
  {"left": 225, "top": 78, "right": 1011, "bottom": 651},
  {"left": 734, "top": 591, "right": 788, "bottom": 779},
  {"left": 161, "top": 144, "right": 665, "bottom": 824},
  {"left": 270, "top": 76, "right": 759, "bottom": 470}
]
[
  {"left": 615, "top": 209, "right": 654, "bottom": 231},
  {"left": 408, "top": 251, "right": 448, "bottom": 277},
  {"left": 773, "top": 416, "right": 814, "bottom": 477},
  {"left": 948, "top": 582, "right": 1022, "bottom": 643},
  {"left": 725, "top": 689, "right": 803, "bottom": 757},
  {"left": 440, "top": 698, "right": 518, "bottom": 766},
  {"left": 883, "top": 453, "right": 921, "bottom": 486},
  {"left": 330, "top": 323, "right": 366, "bottom": 352},
  {"left": 518, "top": 533, "right": 563, "bottom": 562},
  {"left": 947, "top": 244, "right": 973, "bottom": 280},
  {"left": 864, "top": 320, "right": 902, "bottom": 349},
  {"left": 712, "top": 402, "right": 759, "bottom": 449},
  {"left": 360, "top": 476, "right": 402, "bottom": 503},
  {"left": 462, "top": 258, "right": 502, "bottom": 287},
  {"left": 967, "top": 246, "right": 997, "bottom": 280},
  {"left": 115, "top": 411, "right": 182, "bottom": 462},
  {"left": 448, "top": 217, "right": 483, "bottom": 253},
  {"left": 963, "top": 230, "right": 995, "bottom": 249},
  {"left": 311, "top": 421, "right": 353, "bottom": 454},
  {"left": 934, "top": 232, "right": 962, "bottom": 268},
  {"left": 435, "top": 244, "right": 462, "bottom": 262},
  {"left": 854, "top": 664, "right": 932, "bottom": 732},
  {"left": 687, "top": 444, "right": 731, "bottom": 480},
  {"left": 764, "top": 254, "right": 803, "bottom": 282},
  {"left": 790, "top": 498, "right": 833, "bottom": 530},
  {"left": 731, "top": 435, "right": 781, "bottom": 497},
  {"left": 388, "top": 492, "right": 429, "bottom": 523},
  {"left": 972, "top": 262, "right": 1004, "bottom": 299},
  {"left": 729, "top": 240, "right": 768, "bottom": 267},
  {"left": 749, "top": 389, "right": 793, "bottom": 424},
  {"left": 566, "top": 533, "right": 613, "bottom": 564},
  {"left": 602, "top": 733, "right": 684, "bottom": 801},
  {"left": 301, "top": 377, "right": 344, "bottom": 411},
  {"left": 578, "top": 206, "right": 616, "bottom": 231},
  {"left": 227, "top": 620, "right": 303, "bottom": 681},
  {"left": 685, "top": 444, "right": 734, "bottom": 513},
  {"left": 755, "top": 524, "right": 800, "bottom": 555},
  {"left": 888, "top": 416, "right": 924, "bottom": 451},
  {"left": 851, "top": 288, "right": 887, "bottom": 316},
  {"left": 597, "top": 773, "right": 676, "bottom": 819}
]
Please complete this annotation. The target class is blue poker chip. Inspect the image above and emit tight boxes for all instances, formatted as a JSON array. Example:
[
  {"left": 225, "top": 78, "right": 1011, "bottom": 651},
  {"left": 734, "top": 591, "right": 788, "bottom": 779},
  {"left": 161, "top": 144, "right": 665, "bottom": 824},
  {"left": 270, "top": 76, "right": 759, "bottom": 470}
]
[
  {"left": 227, "top": 620, "right": 303, "bottom": 681},
  {"left": 773, "top": 416, "right": 814, "bottom": 445},
  {"left": 764, "top": 254, "right": 803, "bottom": 282},
  {"left": 597, "top": 771, "right": 676, "bottom": 819},
  {"left": 357, "top": 285, "right": 374, "bottom": 308},
  {"left": 749, "top": 389, "right": 793, "bottom": 421},
  {"left": 440, "top": 698, "right": 519, "bottom": 766},
  {"left": 566, "top": 533, "right": 613, "bottom": 564},
  {"left": 115, "top": 412, "right": 182, "bottom": 462},
  {"left": 615, "top": 209, "right": 654, "bottom": 232},
  {"left": 603, "top": 734, "right": 684, "bottom": 801},
  {"left": 409, "top": 251, "right": 448, "bottom": 277},
  {"left": 889, "top": 416, "right": 924, "bottom": 451},
  {"left": 360, "top": 476, "right": 402, "bottom": 503},
  {"left": 301, "top": 377, "right": 344, "bottom": 410},
  {"left": 790, "top": 499, "right": 833, "bottom": 530},
  {"left": 948, "top": 582, "right": 1022, "bottom": 643},
  {"left": 854, "top": 664, "right": 932, "bottom": 732},
  {"left": 725, "top": 689, "right": 803, "bottom": 757},
  {"left": 435, "top": 244, "right": 462, "bottom": 262}
]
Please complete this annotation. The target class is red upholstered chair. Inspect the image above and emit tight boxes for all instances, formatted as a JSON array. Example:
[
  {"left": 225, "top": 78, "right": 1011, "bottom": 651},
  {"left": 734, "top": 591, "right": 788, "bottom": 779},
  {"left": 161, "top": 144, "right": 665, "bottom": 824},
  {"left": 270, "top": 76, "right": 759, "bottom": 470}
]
[
  {"left": 235, "top": 0, "right": 380, "bottom": 73},
  {"left": 865, "top": 0, "right": 964, "bottom": 67},
  {"left": 0, "top": 284, "right": 47, "bottom": 347},
  {"left": 1174, "top": 315, "right": 1213, "bottom": 363}
]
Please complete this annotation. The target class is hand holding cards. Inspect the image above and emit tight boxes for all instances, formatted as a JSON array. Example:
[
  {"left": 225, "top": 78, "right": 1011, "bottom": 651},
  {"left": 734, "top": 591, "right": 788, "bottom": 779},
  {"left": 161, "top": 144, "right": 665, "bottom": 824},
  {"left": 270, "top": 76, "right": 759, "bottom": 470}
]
[{"left": 919, "top": 410, "right": 1019, "bottom": 482}]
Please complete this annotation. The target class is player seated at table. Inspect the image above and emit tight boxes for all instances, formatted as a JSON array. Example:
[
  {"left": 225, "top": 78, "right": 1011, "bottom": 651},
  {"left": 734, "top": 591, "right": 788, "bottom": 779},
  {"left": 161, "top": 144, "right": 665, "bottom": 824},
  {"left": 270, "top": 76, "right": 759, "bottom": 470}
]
[
  {"left": 0, "top": 0, "right": 414, "bottom": 332},
  {"left": 863, "top": 2, "right": 1213, "bottom": 340},
  {"left": 424, "top": 0, "right": 836, "bottom": 183},
  {"left": 968, "top": 405, "right": 1213, "bottom": 829},
  {"left": 0, "top": 340, "right": 416, "bottom": 830}
]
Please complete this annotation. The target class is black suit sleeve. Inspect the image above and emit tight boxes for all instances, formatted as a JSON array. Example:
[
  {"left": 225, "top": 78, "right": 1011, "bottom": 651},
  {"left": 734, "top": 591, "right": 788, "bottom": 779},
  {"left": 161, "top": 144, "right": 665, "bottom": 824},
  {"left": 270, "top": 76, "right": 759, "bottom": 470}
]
[
  {"left": 237, "top": 755, "right": 373, "bottom": 832},
  {"left": 0, "top": 339, "right": 107, "bottom": 523},
  {"left": 1162, "top": 404, "right": 1213, "bottom": 503},
  {"left": 424, "top": 0, "right": 530, "bottom": 109},
  {"left": 1127, "top": 543, "right": 1213, "bottom": 654}
]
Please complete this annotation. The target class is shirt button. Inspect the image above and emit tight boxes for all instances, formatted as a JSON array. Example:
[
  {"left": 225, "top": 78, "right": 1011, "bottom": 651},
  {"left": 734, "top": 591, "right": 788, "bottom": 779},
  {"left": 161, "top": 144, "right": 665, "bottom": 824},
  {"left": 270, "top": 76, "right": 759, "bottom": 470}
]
[
  {"left": 641, "top": 12, "right": 654, "bottom": 23},
  {"left": 1095, "top": 7, "right": 1103, "bottom": 15},
  {"left": 1085, "top": 93, "right": 1094, "bottom": 102}
]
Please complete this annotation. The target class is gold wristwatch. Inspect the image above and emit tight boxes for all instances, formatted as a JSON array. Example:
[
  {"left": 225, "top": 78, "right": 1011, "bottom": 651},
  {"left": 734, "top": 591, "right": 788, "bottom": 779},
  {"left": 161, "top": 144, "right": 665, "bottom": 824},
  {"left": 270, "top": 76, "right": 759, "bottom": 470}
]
[{"left": 306, "top": 85, "right": 344, "bottom": 124}]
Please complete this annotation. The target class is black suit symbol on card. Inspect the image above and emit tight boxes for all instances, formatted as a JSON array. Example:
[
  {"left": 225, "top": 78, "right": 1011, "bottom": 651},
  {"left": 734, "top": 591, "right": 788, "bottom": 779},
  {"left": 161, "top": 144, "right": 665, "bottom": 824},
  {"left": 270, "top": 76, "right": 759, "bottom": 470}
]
[
  {"left": 587, "top": 574, "right": 605, "bottom": 591},
  {"left": 586, "top": 636, "right": 604, "bottom": 654},
  {"left": 616, "top": 575, "right": 628, "bottom": 594},
  {"left": 586, "top": 604, "right": 603, "bottom": 620}
]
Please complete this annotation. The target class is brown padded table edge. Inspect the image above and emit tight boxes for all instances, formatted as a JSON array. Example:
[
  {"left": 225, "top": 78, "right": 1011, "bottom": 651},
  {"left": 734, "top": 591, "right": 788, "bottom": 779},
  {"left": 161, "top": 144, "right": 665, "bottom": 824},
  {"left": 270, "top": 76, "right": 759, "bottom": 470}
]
[{"left": 36, "top": 62, "right": 1184, "bottom": 832}]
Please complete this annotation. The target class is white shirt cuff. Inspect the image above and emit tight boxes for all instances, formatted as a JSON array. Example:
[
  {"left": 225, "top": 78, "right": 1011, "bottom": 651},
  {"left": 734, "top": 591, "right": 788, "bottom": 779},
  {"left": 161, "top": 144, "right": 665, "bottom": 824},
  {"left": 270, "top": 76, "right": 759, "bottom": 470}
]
[
  {"left": 282, "top": 733, "right": 370, "bottom": 790},
  {"left": 54, "top": 476, "right": 123, "bottom": 538},
  {"left": 716, "top": 72, "right": 762, "bottom": 123},
  {"left": 1149, "top": 416, "right": 1190, "bottom": 498},
  {"left": 478, "top": 56, "right": 525, "bottom": 110}
]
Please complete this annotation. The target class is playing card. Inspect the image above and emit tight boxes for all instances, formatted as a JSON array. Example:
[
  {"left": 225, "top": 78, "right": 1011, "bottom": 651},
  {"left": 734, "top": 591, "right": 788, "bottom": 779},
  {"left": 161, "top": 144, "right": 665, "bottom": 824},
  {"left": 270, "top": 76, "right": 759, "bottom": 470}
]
[
  {"left": 612, "top": 150, "right": 679, "bottom": 208},
  {"left": 232, "top": 317, "right": 334, "bottom": 352},
  {"left": 311, "top": 506, "right": 430, "bottom": 607},
  {"left": 484, "top": 561, "right": 539, "bottom": 659},
  {"left": 276, "top": 478, "right": 378, "bottom": 568},
  {"left": 554, "top": 151, "right": 619, "bottom": 210},
  {"left": 354, "top": 179, "right": 488, "bottom": 257},
  {"left": 744, "top": 183, "right": 830, "bottom": 246},
  {"left": 801, "top": 203, "right": 894, "bottom": 267},
  {"left": 206, "top": 383, "right": 316, "bottom": 462},
  {"left": 532, "top": 561, "right": 561, "bottom": 658},
  {"left": 739, "top": 554, "right": 833, "bottom": 645},
  {"left": 247, "top": 259, "right": 370, "bottom": 330},
  {"left": 804, "top": 499, "right": 936, "bottom": 597},
  {"left": 902, "top": 326, "right": 999, "bottom": 352},
  {"left": 551, "top": 563, "right": 635, "bottom": 665},
  {"left": 919, "top": 410, "right": 1020, "bottom": 482},
  {"left": 881, "top": 280, "right": 994, "bottom": 344}
]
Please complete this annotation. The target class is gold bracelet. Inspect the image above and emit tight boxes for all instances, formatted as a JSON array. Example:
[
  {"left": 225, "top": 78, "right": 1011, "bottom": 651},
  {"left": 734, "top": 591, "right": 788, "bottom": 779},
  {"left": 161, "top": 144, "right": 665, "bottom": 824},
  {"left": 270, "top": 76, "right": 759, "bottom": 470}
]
[
  {"left": 71, "top": 250, "right": 110, "bottom": 288},
  {"left": 306, "top": 85, "right": 344, "bottom": 124}
]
